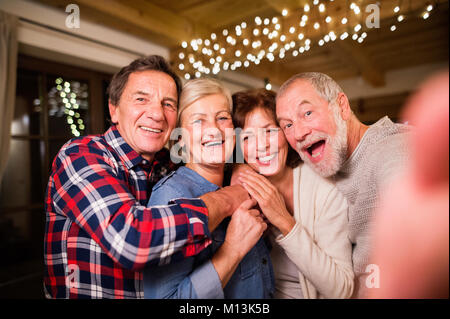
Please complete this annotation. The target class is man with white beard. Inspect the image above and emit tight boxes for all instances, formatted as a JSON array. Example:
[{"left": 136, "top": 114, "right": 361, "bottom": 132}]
[{"left": 275, "top": 72, "right": 412, "bottom": 298}]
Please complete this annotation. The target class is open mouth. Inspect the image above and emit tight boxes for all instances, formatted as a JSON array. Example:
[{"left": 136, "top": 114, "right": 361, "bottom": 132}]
[
  {"left": 202, "top": 140, "right": 224, "bottom": 148},
  {"left": 139, "top": 126, "right": 163, "bottom": 134},
  {"left": 257, "top": 153, "right": 277, "bottom": 164},
  {"left": 255, "top": 153, "right": 278, "bottom": 166},
  {"left": 305, "top": 140, "right": 326, "bottom": 160}
]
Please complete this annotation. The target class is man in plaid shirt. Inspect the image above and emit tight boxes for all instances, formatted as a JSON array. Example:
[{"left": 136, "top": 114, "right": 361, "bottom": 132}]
[{"left": 44, "top": 55, "right": 248, "bottom": 298}]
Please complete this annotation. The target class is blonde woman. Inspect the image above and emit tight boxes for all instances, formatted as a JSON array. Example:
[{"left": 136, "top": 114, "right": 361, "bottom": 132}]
[{"left": 143, "top": 79, "right": 274, "bottom": 299}]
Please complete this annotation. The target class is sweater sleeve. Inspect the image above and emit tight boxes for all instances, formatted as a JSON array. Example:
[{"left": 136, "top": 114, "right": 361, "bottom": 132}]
[{"left": 276, "top": 177, "right": 354, "bottom": 299}]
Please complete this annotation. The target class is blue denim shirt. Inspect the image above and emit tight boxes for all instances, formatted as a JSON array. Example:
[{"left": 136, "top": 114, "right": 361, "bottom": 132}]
[{"left": 143, "top": 166, "right": 274, "bottom": 299}]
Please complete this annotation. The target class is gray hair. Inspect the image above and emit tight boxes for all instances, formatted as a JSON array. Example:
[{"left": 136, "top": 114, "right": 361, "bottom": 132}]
[
  {"left": 178, "top": 78, "right": 232, "bottom": 125},
  {"left": 276, "top": 72, "right": 344, "bottom": 104}
]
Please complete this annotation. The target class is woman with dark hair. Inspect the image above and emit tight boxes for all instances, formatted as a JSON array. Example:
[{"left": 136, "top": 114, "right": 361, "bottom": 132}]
[{"left": 232, "top": 89, "right": 354, "bottom": 299}]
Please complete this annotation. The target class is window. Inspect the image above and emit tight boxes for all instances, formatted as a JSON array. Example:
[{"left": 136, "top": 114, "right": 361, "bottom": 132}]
[{"left": 0, "top": 55, "right": 112, "bottom": 298}]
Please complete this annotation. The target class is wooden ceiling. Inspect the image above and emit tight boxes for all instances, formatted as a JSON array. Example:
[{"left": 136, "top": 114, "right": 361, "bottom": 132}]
[{"left": 36, "top": 0, "right": 449, "bottom": 86}]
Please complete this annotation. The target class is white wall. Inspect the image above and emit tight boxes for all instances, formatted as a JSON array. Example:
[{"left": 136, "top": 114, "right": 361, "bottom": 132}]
[{"left": 338, "top": 62, "right": 449, "bottom": 100}]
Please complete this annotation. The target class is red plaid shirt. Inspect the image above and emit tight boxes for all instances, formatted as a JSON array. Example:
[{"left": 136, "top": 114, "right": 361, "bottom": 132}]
[{"left": 44, "top": 126, "right": 212, "bottom": 298}]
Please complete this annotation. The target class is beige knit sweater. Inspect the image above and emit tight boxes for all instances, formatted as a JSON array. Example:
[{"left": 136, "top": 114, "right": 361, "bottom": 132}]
[
  {"left": 273, "top": 164, "right": 354, "bottom": 299},
  {"left": 333, "top": 116, "right": 412, "bottom": 298}
]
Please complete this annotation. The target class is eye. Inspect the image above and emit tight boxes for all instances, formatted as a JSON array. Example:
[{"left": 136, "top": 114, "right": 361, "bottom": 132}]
[
  {"left": 241, "top": 133, "right": 253, "bottom": 142},
  {"left": 136, "top": 97, "right": 146, "bottom": 103},
  {"left": 192, "top": 119, "right": 203, "bottom": 124},
  {"left": 305, "top": 111, "right": 312, "bottom": 117},
  {"left": 283, "top": 123, "right": 293, "bottom": 129}
]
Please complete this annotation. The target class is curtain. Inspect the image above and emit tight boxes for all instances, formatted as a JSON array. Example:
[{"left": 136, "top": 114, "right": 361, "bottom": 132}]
[{"left": 0, "top": 10, "right": 18, "bottom": 182}]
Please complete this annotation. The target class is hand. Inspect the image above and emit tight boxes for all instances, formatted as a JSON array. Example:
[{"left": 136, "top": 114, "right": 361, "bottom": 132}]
[
  {"left": 211, "top": 198, "right": 267, "bottom": 287},
  {"left": 200, "top": 184, "right": 250, "bottom": 232},
  {"left": 238, "top": 169, "right": 295, "bottom": 236},
  {"left": 370, "top": 71, "right": 449, "bottom": 298},
  {"left": 230, "top": 163, "right": 252, "bottom": 186},
  {"left": 223, "top": 198, "right": 268, "bottom": 260}
]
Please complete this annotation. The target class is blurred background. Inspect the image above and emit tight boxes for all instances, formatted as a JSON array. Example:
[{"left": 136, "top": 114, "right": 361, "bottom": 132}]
[{"left": 0, "top": 0, "right": 448, "bottom": 298}]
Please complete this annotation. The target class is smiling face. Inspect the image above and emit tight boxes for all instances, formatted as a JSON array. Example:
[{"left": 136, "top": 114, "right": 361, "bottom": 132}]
[
  {"left": 277, "top": 79, "right": 348, "bottom": 177},
  {"left": 180, "top": 93, "right": 235, "bottom": 165},
  {"left": 109, "top": 70, "right": 178, "bottom": 161},
  {"left": 240, "top": 107, "right": 289, "bottom": 176}
]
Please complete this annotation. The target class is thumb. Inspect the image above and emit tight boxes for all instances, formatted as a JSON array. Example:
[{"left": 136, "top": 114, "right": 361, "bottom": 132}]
[{"left": 238, "top": 198, "right": 257, "bottom": 211}]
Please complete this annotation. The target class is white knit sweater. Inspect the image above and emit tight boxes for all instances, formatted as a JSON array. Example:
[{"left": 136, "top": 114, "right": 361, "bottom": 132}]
[
  {"left": 273, "top": 164, "right": 354, "bottom": 299},
  {"left": 333, "top": 116, "right": 412, "bottom": 298}
]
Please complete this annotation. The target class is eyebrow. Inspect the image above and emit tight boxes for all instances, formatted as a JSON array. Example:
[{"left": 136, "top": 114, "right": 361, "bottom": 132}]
[
  {"left": 276, "top": 99, "right": 311, "bottom": 121},
  {"left": 189, "top": 110, "right": 231, "bottom": 117},
  {"left": 241, "top": 122, "right": 274, "bottom": 134}
]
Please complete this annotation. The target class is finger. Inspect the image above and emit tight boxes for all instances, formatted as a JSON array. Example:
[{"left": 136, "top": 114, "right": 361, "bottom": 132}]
[
  {"left": 240, "top": 169, "right": 276, "bottom": 191},
  {"left": 255, "top": 216, "right": 265, "bottom": 224},
  {"left": 239, "top": 174, "right": 274, "bottom": 198},
  {"left": 260, "top": 221, "right": 268, "bottom": 232},
  {"left": 248, "top": 209, "right": 261, "bottom": 217},
  {"left": 238, "top": 198, "right": 257, "bottom": 211},
  {"left": 239, "top": 175, "right": 270, "bottom": 198},
  {"left": 242, "top": 181, "right": 265, "bottom": 205}
]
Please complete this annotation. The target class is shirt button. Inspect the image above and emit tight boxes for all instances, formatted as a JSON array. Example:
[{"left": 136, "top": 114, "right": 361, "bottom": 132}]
[{"left": 262, "top": 258, "right": 267, "bottom": 265}]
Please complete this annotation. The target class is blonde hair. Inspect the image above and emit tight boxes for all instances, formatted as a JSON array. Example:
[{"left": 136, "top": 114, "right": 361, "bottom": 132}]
[{"left": 178, "top": 78, "right": 233, "bottom": 125}]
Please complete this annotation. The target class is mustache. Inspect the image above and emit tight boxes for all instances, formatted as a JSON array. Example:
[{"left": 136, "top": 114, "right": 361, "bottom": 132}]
[{"left": 296, "top": 132, "right": 329, "bottom": 150}]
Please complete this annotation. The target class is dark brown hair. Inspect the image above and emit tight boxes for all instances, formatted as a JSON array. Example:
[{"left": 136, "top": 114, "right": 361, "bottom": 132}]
[
  {"left": 232, "top": 88, "right": 301, "bottom": 168},
  {"left": 107, "top": 55, "right": 182, "bottom": 106}
]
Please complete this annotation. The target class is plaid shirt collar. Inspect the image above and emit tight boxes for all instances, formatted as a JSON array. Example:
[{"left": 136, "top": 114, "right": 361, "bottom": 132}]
[{"left": 104, "top": 125, "right": 147, "bottom": 170}]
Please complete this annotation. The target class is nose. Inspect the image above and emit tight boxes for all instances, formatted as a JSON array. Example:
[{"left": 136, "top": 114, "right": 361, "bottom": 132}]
[
  {"left": 145, "top": 103, "right": 165, "bottom": 122},
  {"left": 202, "top": 121, "right": 222, "bottom": 140},
  {"left": 257, "top": 129, "right": 270, "bottom": 152},
  {"left": 293, "top": 123, "right": 311, "bottom": 142}
]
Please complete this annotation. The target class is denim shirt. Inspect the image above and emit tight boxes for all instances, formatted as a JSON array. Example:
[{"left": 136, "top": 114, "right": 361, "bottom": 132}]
[{"left": 143, "top": 166, "right": 274, "bottom": 299}]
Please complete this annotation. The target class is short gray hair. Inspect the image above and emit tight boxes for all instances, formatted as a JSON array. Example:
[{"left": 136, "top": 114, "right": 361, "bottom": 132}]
[
  {"left": 277, "top": 72, "right": 344, "bottom": 104},
  {"left": 178, "top": 78, "right": 232, "bottom": 125}
]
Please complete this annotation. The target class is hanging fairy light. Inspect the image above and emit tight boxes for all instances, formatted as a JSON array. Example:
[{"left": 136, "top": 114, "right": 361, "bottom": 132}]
[{"left": 175, "top": 0, "right": 441, "bottom": 78}]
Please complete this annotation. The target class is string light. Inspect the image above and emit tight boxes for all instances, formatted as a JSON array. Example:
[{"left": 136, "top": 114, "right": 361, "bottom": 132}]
[{"left": 176, "top": 1, "right": 437, "bottom": 78}]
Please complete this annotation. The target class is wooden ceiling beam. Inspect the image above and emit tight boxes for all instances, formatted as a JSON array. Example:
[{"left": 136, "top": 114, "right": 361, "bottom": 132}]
[
  {"left": 38, "top": 0, "right": 209, "bottom": 47},
  {"left": 178, "top": 0, "right": 271, "bottom": 29},
  {"left": 330, "top": 39, "right": 385, "bottom": 87},
  {"left": 264, "top": 0, "right": 308, "bottom": 14}
]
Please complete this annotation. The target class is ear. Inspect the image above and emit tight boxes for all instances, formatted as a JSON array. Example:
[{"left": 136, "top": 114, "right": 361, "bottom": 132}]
[
  {"left": 336, "top": 92, "right": 352, "bottom": 121},
  {"left": 108, "top": 101, "right": 119, "bottom": 125}
]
